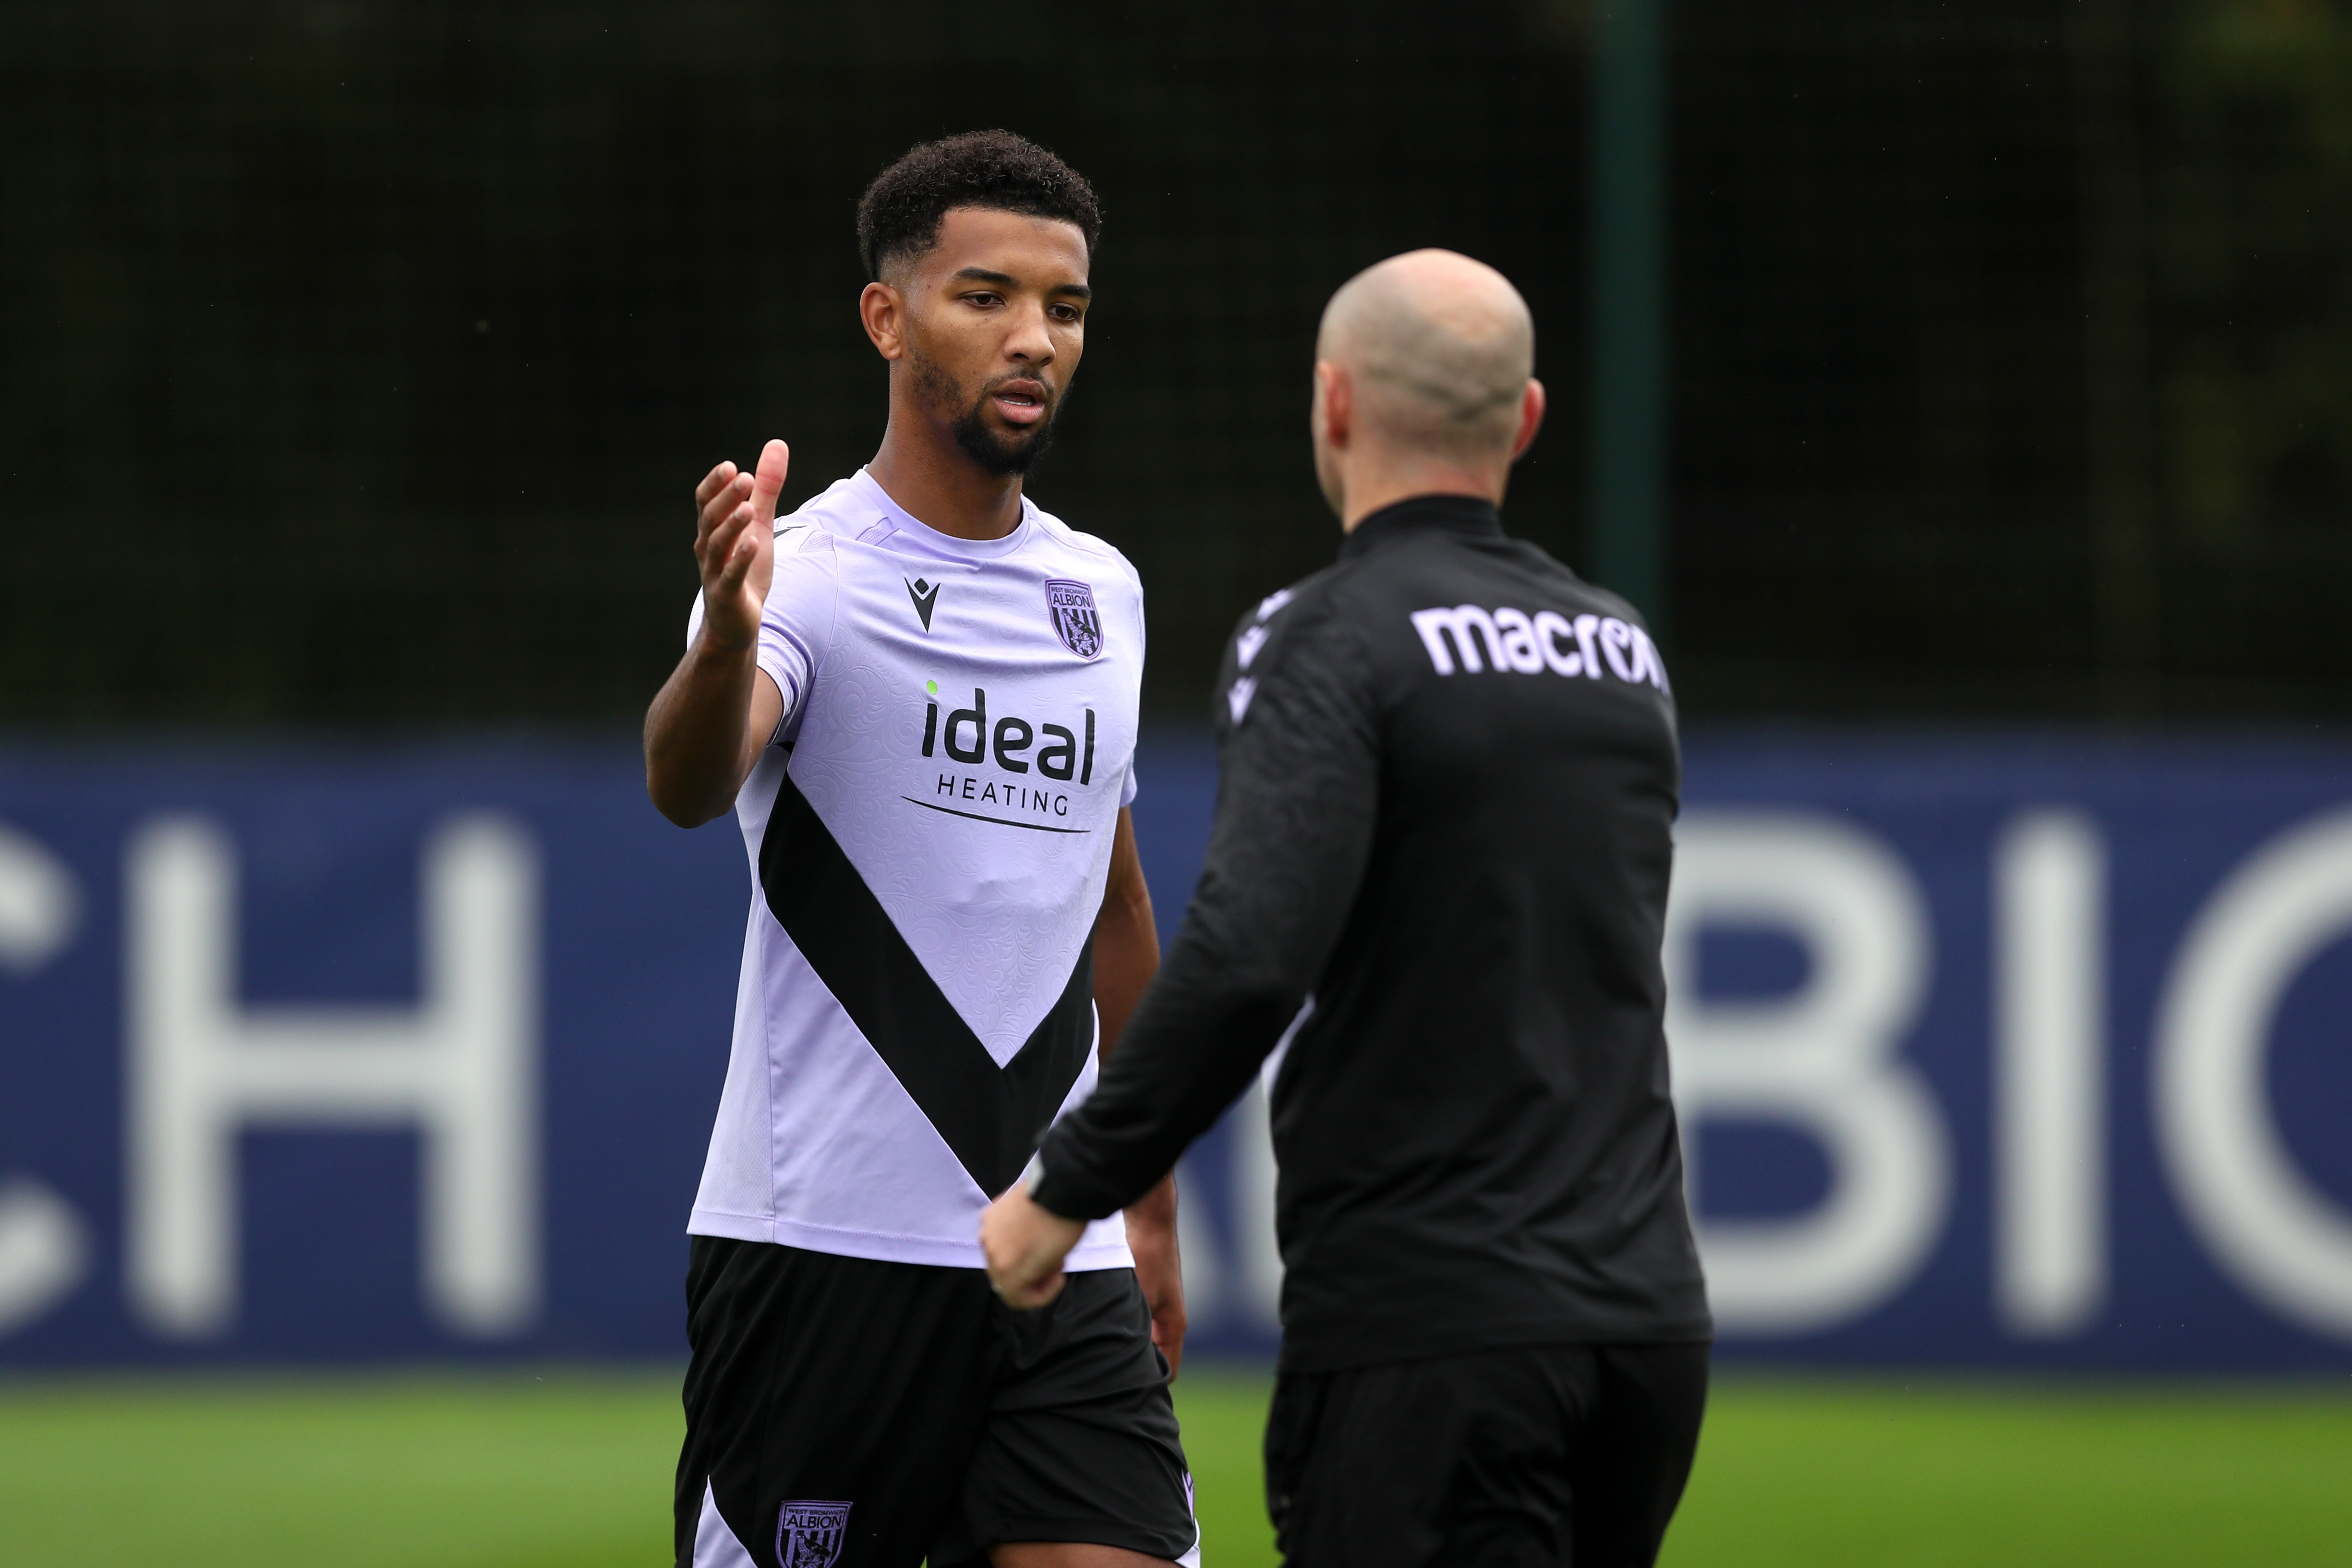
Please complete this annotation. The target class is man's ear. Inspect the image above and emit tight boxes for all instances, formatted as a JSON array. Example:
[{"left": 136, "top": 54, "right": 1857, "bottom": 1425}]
[
  {"left": 860, "top": 281, "right": 907, "bottom": 362},
  {"left": 1509, "top": 377, "right": 1547, "bottom": 462},
  {"left": 1314, "top": 361, "right": 1352, "bottom": 449}
]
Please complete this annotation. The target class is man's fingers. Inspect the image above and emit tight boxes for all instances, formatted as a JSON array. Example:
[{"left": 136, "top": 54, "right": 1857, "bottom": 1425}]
[
  {"left": 979, "top": 1189, "right": 1085, "bottom": 1312},
  {"left": 1011, "top": 1254, "right": 1068, "bottom": 1308},
  {"left": 699, "top": 490, "right": 752, "bottom": 556},
  {"left": 1004, "top": 1268, "right": 1067, "bottom": 1310},
  {"left": 700, "top": 502, "right": 756, "bottom": 579},
  {"left": 698, "top": 501, "right": 741, "bottom": 561},
  {"left": 982, "top": 1253, "right": 1054, "bottom": 1310},
  {"left": 749, "top": 439, "right": 789, "bottom": 528},
  {"left": 714, "top": 530, "right": 754, "bottom": 593},
  {"left": 699, "top": 473, "right": 752, "bottom": 540},
  {"left": 694, "top": 460, "right": 739, "bottom": 510},
  {"left": 696, "top": 473, "right": 751, "bottom": 546}
]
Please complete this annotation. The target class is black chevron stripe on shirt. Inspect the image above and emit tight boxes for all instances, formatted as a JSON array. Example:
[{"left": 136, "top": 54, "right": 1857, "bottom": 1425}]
[{"left": 758, "top": 767, "right": 1095, "bottom": 1198}]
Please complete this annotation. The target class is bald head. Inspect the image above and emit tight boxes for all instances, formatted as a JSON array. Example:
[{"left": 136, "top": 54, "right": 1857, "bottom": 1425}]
[{"left": 1317, "top": 250, "right": 1535, "bottom": 461}]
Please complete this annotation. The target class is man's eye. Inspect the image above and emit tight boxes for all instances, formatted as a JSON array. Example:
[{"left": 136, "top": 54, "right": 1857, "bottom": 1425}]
[
  {"left": 965, "top": 292, "right": 1002, "bottom": 307},
  {"left": 1050, "top": 305, "right": 1082, "bottom": 323}
]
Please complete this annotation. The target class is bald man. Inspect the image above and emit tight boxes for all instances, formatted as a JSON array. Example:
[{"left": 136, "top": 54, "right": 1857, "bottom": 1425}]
[{"left": 983, "top": 251, "right": 1711, "bottom": 1567}]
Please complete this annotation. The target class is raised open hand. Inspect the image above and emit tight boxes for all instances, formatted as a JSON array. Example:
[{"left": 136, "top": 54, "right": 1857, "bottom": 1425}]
[{"left": 692, "top": 438, "right": 789, "bottom": 651}]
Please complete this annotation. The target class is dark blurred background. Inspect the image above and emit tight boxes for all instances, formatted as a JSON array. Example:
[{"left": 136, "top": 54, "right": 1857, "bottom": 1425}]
[{"left": 4, "top": 0, "right": 2349, "bottom": 726}]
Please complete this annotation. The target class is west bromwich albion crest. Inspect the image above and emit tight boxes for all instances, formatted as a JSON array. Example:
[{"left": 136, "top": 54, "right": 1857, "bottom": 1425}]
[
  {"left": 776, "top": 1500, "right": 851, "bottom": 1568},
  {"left": 1045, "top": 579, "right": 1104, "bottom": 660}
]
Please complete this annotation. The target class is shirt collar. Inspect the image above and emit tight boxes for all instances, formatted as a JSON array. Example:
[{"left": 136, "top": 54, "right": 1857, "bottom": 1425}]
[
  {"left": 848, "top": 467, "right": 1036, "bottom": 561},
  {"left": 1339, "top": 493, "right": 1506, "bottom": 560}
]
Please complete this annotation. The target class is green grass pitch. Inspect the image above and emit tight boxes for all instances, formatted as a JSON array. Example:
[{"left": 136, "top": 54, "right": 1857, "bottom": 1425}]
[{"left": 2, "top": 1365, "right": 2347, "bottom": 1565}]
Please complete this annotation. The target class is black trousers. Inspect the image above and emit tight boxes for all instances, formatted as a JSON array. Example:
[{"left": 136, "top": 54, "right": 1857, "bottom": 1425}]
[{"left": 1264, "top": 1341, "right": 1710, "bottom": 1568}]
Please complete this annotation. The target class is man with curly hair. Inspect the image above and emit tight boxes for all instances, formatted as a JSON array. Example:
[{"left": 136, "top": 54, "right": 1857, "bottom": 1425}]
[{"left": 645, "top": 131, "right": 1195, "bottom": 1568}]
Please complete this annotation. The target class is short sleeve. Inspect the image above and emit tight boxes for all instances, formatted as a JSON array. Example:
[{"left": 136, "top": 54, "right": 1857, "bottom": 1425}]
[
  {"left": 1120, "top": 761, "right": 1139, "bottom": 809},
  {"left": 683, "top": 526, "right": 840, "bottom": 745}
]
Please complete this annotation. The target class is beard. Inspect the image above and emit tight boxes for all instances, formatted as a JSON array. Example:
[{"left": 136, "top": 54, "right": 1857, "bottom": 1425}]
[
  {"left": 951, "top": 392, "right": 1056, "bottom": 476},
  {"left": 911, "top": 350, "right": 1061, "bottom": 477}
]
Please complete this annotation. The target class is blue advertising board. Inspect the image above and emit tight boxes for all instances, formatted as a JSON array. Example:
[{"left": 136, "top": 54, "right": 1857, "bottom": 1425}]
[{"left": 1, "top": 733, "right": 2350, "bottom": 1369}]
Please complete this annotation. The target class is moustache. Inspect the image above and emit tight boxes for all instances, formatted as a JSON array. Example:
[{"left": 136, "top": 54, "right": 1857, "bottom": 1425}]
[{"left": 974, "top": 372, "right": 1058, "bottom": 420}]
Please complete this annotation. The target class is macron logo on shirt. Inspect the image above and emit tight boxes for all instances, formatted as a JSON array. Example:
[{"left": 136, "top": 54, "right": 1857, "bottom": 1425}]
[
  {"left": 1410, "top": 605, "right": 1668, "bottom": 690},
  {"left": 906, "top": 577, "right": 941, "bottom": 632}
]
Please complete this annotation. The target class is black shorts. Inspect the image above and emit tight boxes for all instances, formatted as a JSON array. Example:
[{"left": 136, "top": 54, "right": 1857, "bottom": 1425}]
[
  {"left": 1264, "top": 1341, "right": 1710, "bottom": 1568},
  {"left": 675, "top": 1236, "right": 1198, "bottom": 1568}
]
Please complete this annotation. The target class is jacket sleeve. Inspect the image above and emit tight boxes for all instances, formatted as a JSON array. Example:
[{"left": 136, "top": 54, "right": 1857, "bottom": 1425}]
[{"left": 1031, "top": 588, "right": 1381, "bottom": 1220}]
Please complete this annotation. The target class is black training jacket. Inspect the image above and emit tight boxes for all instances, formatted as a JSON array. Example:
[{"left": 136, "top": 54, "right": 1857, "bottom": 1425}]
[{"left": 1032, "top": 494, "right": 1711, "bottom": 1373}]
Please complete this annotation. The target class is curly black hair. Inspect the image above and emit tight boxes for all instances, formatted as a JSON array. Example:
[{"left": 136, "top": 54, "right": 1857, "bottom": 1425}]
[{"left": 855, "top": 130, "right": 1101, "bottom": 281}]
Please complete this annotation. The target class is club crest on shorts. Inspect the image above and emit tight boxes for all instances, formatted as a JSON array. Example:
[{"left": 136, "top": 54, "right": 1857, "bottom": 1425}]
[
  {"left": 775, "top": 1500, "right": 851, "bottom": 1568},
  {"left": 1045, "top": 579, "right": 1104, "bottom": 660}
]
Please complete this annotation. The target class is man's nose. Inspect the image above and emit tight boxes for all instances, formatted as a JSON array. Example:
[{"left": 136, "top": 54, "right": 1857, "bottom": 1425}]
[{"left": 1005, "top": 302, "right": 1056, "bottom": 364}]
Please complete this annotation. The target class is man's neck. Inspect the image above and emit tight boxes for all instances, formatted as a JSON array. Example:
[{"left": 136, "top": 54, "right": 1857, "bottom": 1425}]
[{"left": 866, "top": 414, "right": 1026, "bottom": 542}]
